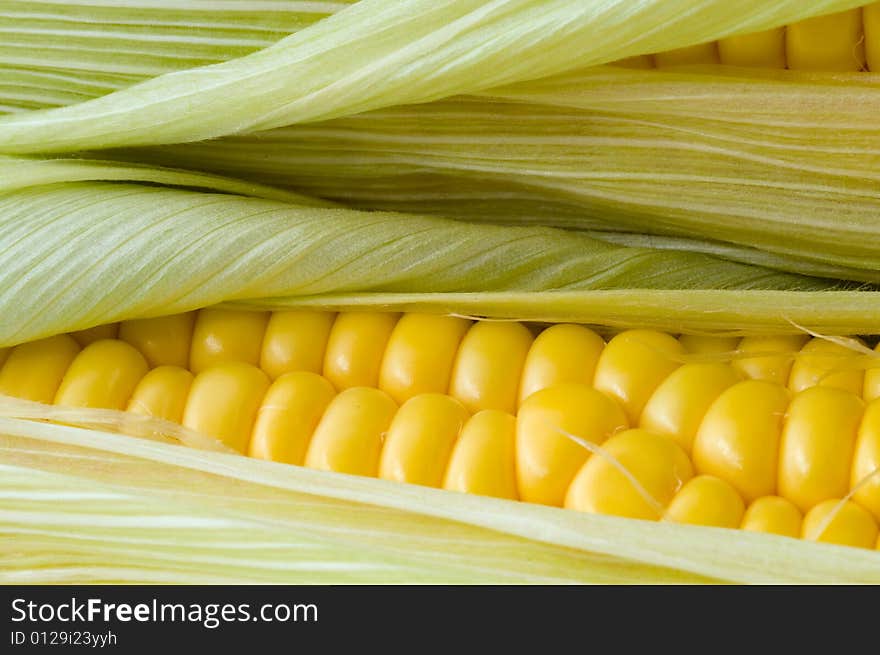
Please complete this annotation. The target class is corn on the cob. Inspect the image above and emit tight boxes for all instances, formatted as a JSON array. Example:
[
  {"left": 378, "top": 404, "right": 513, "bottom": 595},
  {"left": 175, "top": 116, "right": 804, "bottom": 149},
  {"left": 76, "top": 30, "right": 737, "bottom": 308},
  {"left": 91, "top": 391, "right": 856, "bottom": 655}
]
[
  {"left": 3, "top": 1, "right": 880, "bottom": 588},
  {"left": 3, "top": 308, "right": 880, "bottom": 551},
  {"left": 622, "top": 5, "right": 879, "bottom": 71}
]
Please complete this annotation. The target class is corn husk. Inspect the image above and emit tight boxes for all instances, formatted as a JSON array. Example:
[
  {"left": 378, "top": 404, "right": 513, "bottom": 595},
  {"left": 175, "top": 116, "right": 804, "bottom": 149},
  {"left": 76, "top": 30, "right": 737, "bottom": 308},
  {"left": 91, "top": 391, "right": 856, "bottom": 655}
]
[
  {"left": 0, "top": 0, "right": 866, "bottom": 152},
  {"left": 119, "top": 65, "right": 880, "bottom": 282},
  {"left": 3, "top": 406, "right": 879, "bottom": 584},
  {"left": 0, "top": 174, "right": 858, "bottom": 347}
]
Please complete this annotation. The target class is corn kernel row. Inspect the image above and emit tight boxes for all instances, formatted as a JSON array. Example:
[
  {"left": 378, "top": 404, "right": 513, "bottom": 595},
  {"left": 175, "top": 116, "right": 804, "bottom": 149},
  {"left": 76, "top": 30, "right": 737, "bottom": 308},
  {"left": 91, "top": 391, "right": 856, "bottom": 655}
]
[
  {"left": 1, "top": 310, "right": 879, "bottom": 550},
  {"left": 63, "top": 309, "right": 880, "bottom": 413},
  {"left": 616, "top": 5, "right": 880, "bottom": 72}
]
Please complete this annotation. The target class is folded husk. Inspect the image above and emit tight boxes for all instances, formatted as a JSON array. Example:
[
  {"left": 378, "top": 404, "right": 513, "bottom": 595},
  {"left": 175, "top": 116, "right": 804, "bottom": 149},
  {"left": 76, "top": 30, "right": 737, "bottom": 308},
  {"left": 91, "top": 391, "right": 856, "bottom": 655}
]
[
  {"left": 0, "top": 177, "right": 853, "bottom": 347},
  {"left": 0, "top": 0, "right": 865, "bottom": 152},
  {"left": 121, "top": 65, "right": 880, "bottom": 282},
  {"left": 3, "top": 409, "right": 878, "bottom": 584}
]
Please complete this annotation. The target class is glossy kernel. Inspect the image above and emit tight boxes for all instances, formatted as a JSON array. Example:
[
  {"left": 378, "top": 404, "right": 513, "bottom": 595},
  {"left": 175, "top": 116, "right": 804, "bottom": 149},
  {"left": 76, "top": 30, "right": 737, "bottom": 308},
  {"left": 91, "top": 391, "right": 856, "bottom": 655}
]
[
  {"left": 565, "top": 429, "right": 693, "bottom": 520},
  {"left": 732, "top": 335, "right": 808, "bottom": 385},
  {"left": 443, "top": 409, "right": 518, "bottom": 500},
  {"left": 802, "top": 499, "right": 879, "bottom": 549},
  {"left": 304, "top": 387, "right": 397, "bottom": 477},
  {"left": 851, "top": 398, "right": 880, "bottom": 521},
  {"left": 379, "top": 314, "right": 471, "bottom": 405},
  {"left": 450, "top": 321, "right": 533, "bottom": 414},
  {"left": 740, "top": 496, "right": 803, "bottom": 538},
  {"left": 518, "top": 324, "right": 605, "bottom": 406},
  {"left": 593, "top": 330, "right": 684, "bottom": 424},
  {"left": 125, "top": 366, "right": 194, "bottom": 424},
  {"left": 182, "top": 362, "right": 270, "bottom": 453},
  {"left": 0, "top": 335, "right": 80, "bottom": 403},
  {"left": 640, "top": 363, "right": 742, "bottom": 454},
  {"left": 259, "top": 311, "right": 336, "bottom": 380},
  {"left": 861, "top": 341, "right": 880, "bottom": 401},
  {"left": 55, "top": 340, "right": 148, "bottom": 410},
  {"left": 665, "top": 475, "right": 745, "bottom": 528},
  {"left": 692, "top": 380, "right": 790, "bottom": 502},
  {"left": 516, "top": 383, "right": 628, "bottom": 507},
  {"left": 323, "top": 312, "right": 398, "bottom": 390},
  {"left": 788, "top": 337, "right": 865, "bottom": 396},
  {"left": 248, "top": 371, "right": 336, "bottom": 465},
  {"left": 778, "top": 386, "right": 864, "bottom": 512},
  {"left": 787, "top": 8, "right": 866, "bottom": 71},
  {"left": 119, "top": 312, "right": 196, "bottom": 369},
  {"left": 189, "top": 309, "right": 269, "bottom": 374},
  {"left": 379, "top": 393, "right": 469, "bottom": 487}
]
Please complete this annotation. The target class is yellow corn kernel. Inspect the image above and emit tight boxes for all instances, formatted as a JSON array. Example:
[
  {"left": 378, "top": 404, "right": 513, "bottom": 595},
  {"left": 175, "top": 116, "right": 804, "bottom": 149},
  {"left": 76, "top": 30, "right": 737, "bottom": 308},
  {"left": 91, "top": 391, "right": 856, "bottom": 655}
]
[
  {"left": 119, "top": 312, "right": 196, "bottom": 368},
  {"left": 867, "top": 2, "right": 880, "bottom": 71},
  {"left": 0, "top": 348, "right": 9, "bottom": 369},
  {"left": 593, "top": 329, "right": 684, "bottom": 424},
  {"left": 732, "top": 335, "right": 808, "bottom": 385},
  {"left": 70, "top": 323, "right": 118, "bottom": 347},
  {"left": 259, "top": 311, "right": 336, "bottom": 380},
  {"left": 677, "top": 335, "right": 739, "bottom": 355},
  {"left": 189, "top": 309, "right": 269, "bottom": 374},
  {"left": 449, "top": 321, "right": 533, "bottom": 414},
  {"left": 802, "top": 499, "right": 879, "bottom": 549},
  {"left": 640, "top": 363, "right": 742, "bottom": 454},
  {"left": 443, "top": 409, "right": 518, "bottom": 500},
  {"left": 664, "top": 475, "right": 745, "bottom": 528},
  {"left": 851, "top": 398, "right": 880, "bottom": 521},
  {"left": 379, "top": 394, "right": 469, "bottom": 487},
  {"left": 516, "top": 383, "right": 628, "bottom": 507},
  {"left": 248, "top": 371, "right": 335, "bottom": 465},
  {"left": 787, "top": 8, "right": 866, "bottom": 71},
  {"left": 182, "top": 362, "right": 269, "bottom": 453},
  {"left": 740, "top": 496, "right": 803, "bottom": 538},
  {"left": 778, "top": 386, "right": 864, "bottom": 512},
  {"left": 304, "top": 387, "right": 397, "bottom": 476},
  {"left": 0, "top": 335, "right": 80, "bottom": 403},
  {"left": 692, "top": 380, "right": 790, "bottom": 502},
  {"left": 654, "top": 42, "right": 719, "bottom": 67},
  {"left": 379, "top": 314, "right": 471, "bottom": 404},
  {"left": 861, "top": 342, "right": 880, "bottom": 401},
  {"left": 611, "top": 55, "right": 655, "bottom": 69},
  {"left": 788, "top": 337, "right": 864, "bottom": 396},
  {"left": 323, "top": 312, "right": 399, "bottom": 390},
  {"left": 55, "top": 340, "right": 148, "bottom": 410},
  {"left": 565, "top": 429, "right": 693, "bottom": 520},
  {"left": 718, "top": 27, "right": 786, "bottom": 68},
  {"left": 125, "top": 366, "right": 194, "bottom": 423},
  {"left": 518, "top": 324, "right": 605, "bottom": 406}
]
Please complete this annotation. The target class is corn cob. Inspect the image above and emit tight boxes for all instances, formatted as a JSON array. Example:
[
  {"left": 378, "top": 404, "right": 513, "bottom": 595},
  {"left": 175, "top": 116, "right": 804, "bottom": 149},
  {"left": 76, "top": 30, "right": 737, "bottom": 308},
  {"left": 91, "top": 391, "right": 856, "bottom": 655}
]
[
  {"left": 3, "top": 3, "right": 880, "bottom": 586},
  {"left": 2, "top": 308, "right": 879, "bottom": 551},
  {"left": 619, "top": 4, "right": 879, "bottom": 71}
]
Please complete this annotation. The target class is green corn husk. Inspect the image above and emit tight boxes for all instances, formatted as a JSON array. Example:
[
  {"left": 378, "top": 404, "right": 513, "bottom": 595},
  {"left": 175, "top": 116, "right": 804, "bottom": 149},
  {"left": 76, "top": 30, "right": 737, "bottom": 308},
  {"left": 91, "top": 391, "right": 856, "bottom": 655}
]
[
  {"left": 0, "top": 0, "right": 866, "bottom": 152},
  {"left": 3, "top": 409, "right": 879, "bottom": 584},
  {"left": 0, "top": 174, "right": 853, "bottom": 347},
  {"left": 0, "top": 0, "right": 349, "bottom": 111},
  {"left": 117, "top": 64, "right": 880, "bottom": 283},
  {"left": 0, "top": 155, "right": 331, "bottom": 203}
]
